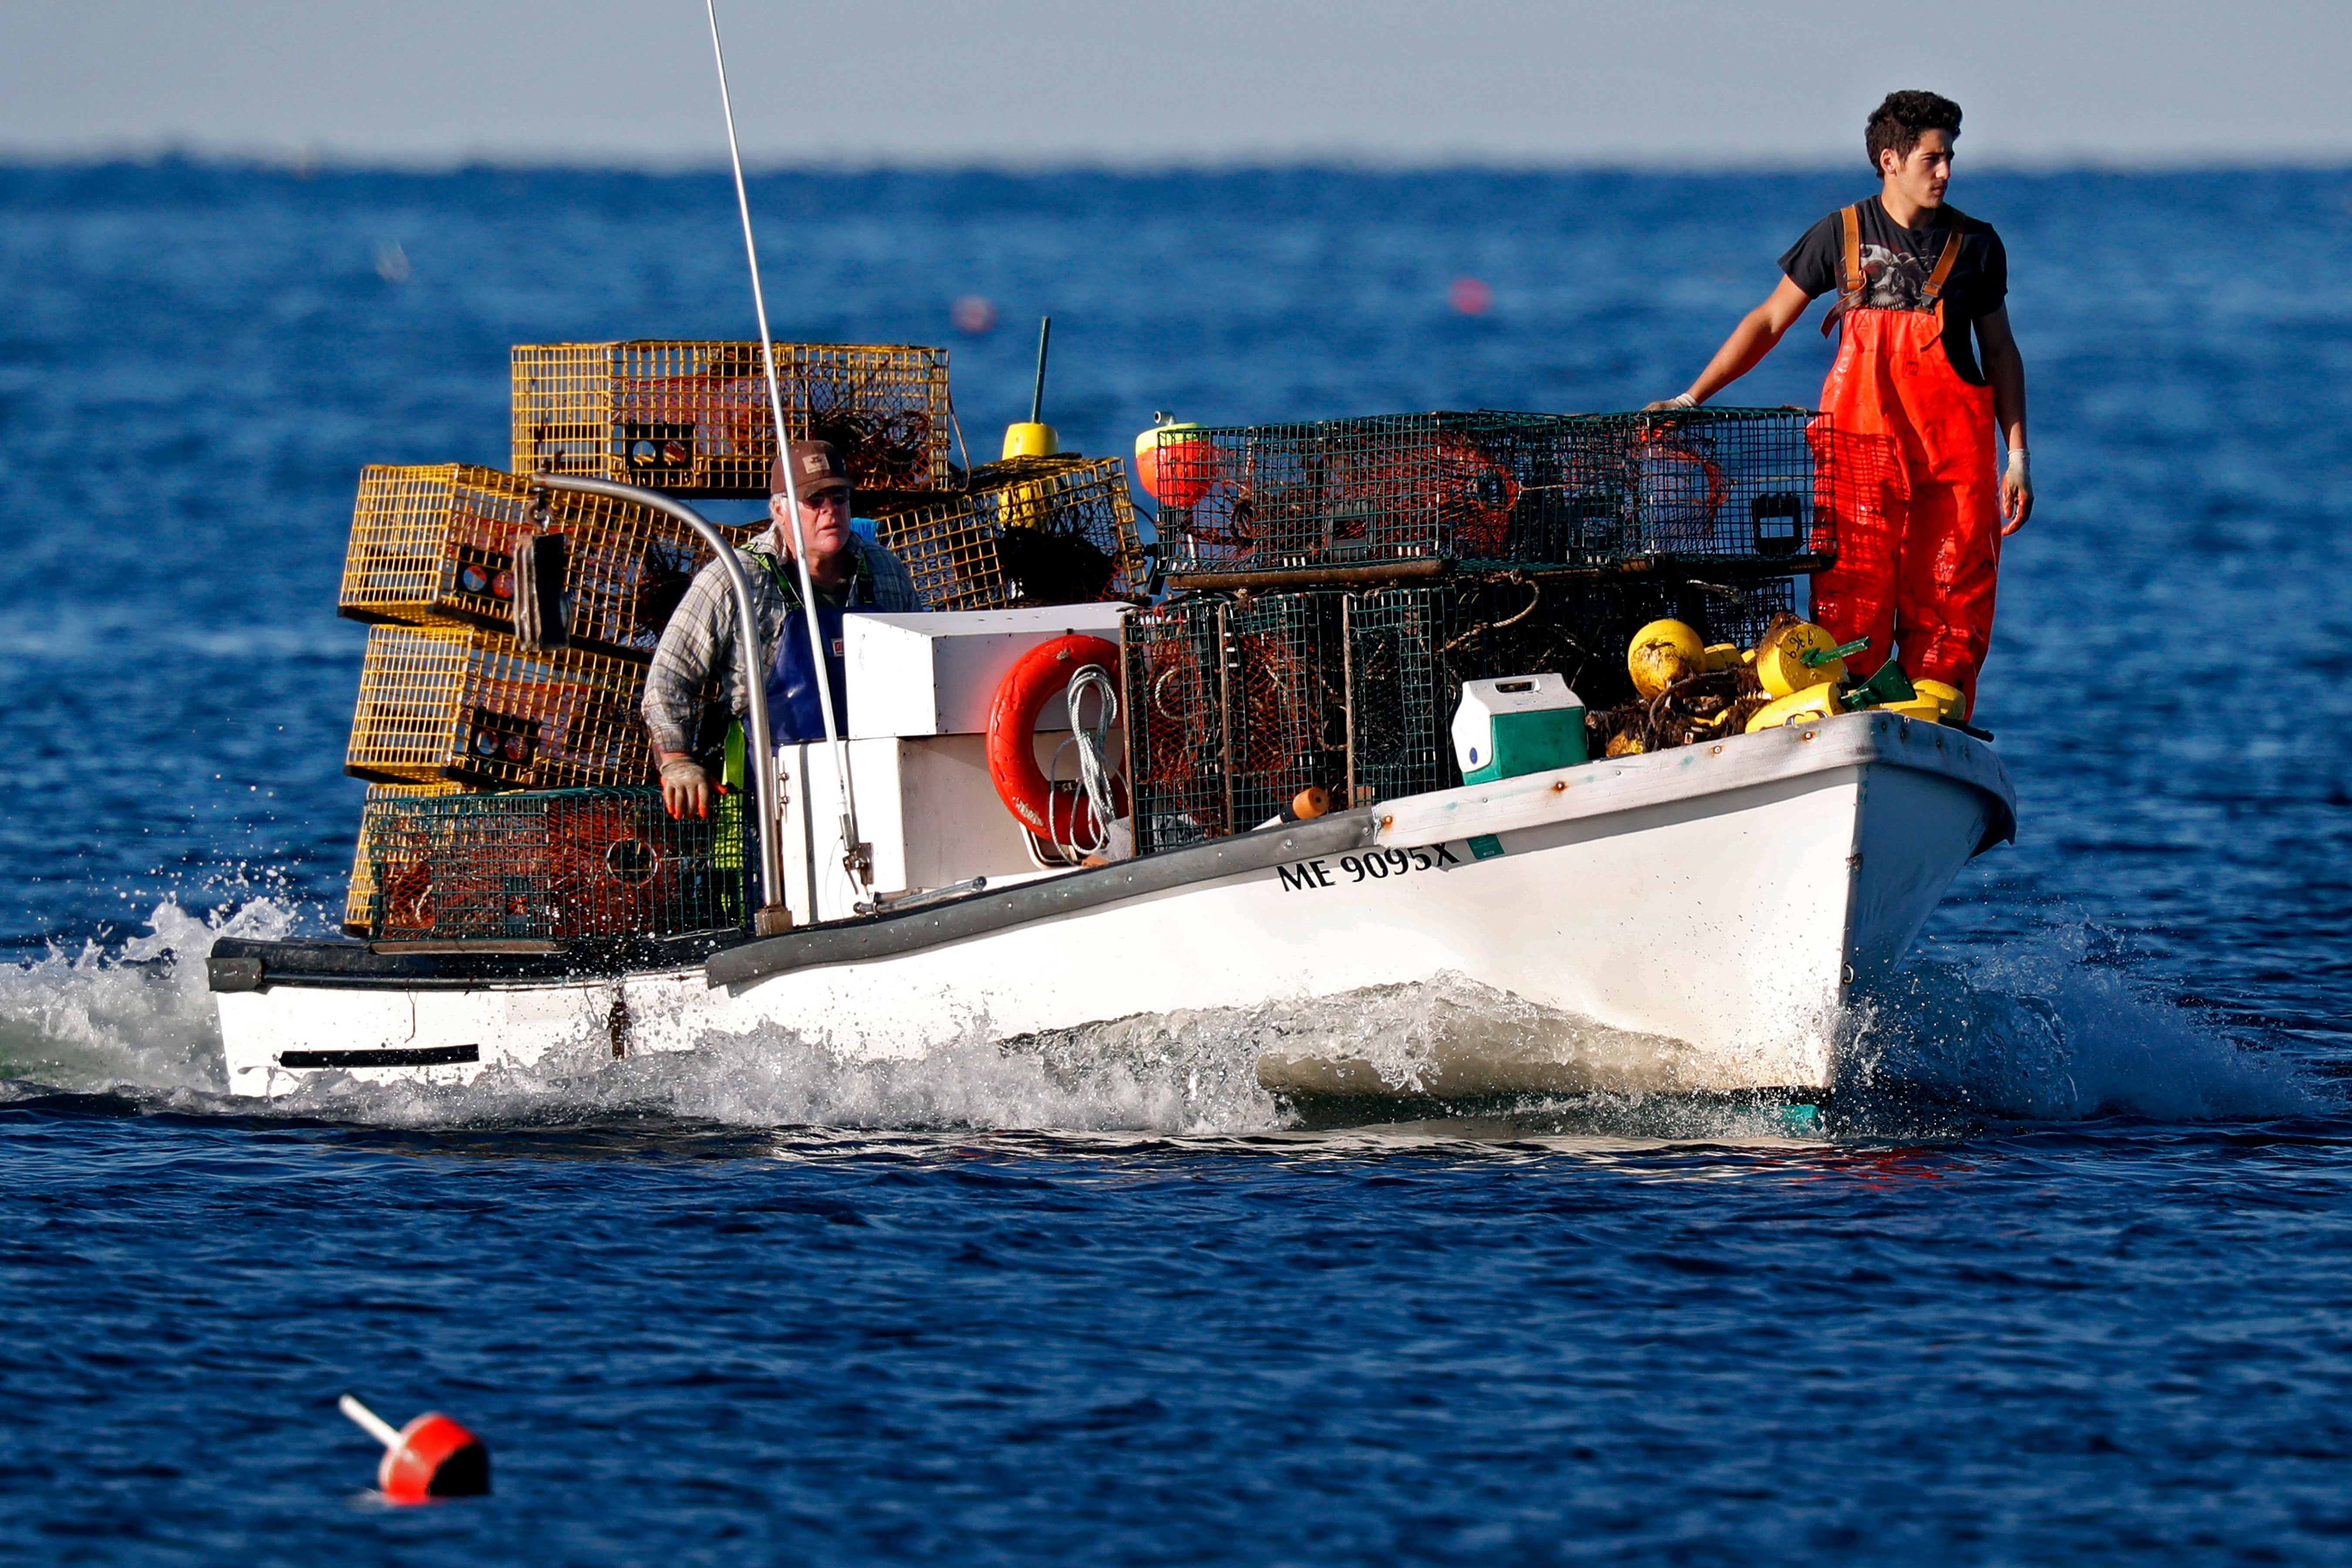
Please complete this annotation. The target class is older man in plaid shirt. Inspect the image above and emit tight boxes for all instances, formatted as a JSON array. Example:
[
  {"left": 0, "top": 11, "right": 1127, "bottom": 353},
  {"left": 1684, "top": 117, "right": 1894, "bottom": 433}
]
[{"left": 642, "top": 439, "right": 921, "bottom": 820}]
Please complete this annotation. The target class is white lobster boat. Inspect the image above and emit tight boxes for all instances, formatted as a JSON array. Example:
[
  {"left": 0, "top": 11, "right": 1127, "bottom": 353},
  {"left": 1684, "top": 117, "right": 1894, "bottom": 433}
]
[
  {"left": 208, "top": 469, "right": 2016, "bottom": 1104},
  {"left": 210, "top": 695, "right": 2013, "bottom": 1102}
]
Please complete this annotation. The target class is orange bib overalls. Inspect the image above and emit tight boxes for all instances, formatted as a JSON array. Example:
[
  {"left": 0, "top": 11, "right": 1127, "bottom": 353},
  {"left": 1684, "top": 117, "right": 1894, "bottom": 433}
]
[{"left": 1810, "top": 203, "right": 2002, "bottom": 710}]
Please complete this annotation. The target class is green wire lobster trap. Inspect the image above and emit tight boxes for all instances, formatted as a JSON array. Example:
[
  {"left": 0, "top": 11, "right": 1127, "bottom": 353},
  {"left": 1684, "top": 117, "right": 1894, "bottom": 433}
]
[
  {"left": 360, "top": 786, "right": 747, "bottom": 942},
  {"left": 1151, "top": 408, "right": 1842, "bottom": 583}
]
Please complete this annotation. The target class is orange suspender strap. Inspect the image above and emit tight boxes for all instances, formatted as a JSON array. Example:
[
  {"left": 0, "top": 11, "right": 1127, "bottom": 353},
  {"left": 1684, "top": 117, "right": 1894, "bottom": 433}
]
[
  {"left": 1820, "top": 203, "right": 1864, "bottom": 338},
  {"left": 1921, "top": 206, "right": 1968, "bottom": 315}
]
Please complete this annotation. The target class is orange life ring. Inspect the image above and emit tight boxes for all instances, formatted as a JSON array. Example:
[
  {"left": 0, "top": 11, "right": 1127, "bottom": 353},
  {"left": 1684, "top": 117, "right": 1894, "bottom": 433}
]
[{"left": 987, "top": 635, "right": 1128, "bottom": 844}]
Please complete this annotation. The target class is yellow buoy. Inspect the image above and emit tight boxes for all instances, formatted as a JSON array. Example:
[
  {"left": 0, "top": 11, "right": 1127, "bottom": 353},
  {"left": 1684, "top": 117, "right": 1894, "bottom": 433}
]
[
  {"left": 990, "top": 454, "right": 1068, "bottom": 532},
  {"left": 1754, "top": 620, "right": 1849, "bottom": 698},
  {"left": 1005, "top": 315, "right": 1060, "bottom": 460},
  {"left": 1877, "top": 696, "right": 1944, "bottom": 722},
  {"left": 1744, "top": 687, "right": 1843, "bottom": 734},
  {"left": 1912, "top": 679, "right": 1966, "bottom": 721},
  {"left": 1605, "top": 730, "right": 1646, "bottom": 757},
  {"left": 1627, "top": 619, "right": 1703, "bottom": 699},
  {"left": 1702, "top": 643, "right": 1741, "bottom": 672},
  {"left": 1001, "top": 422, "right": 1059, "bottom": 460}
]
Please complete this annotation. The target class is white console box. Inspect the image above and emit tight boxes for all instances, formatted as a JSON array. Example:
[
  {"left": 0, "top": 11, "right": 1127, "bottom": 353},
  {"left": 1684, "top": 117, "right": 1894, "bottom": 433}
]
[
  {"left": 776, "top": 730, "right": 1126, "bottom": 925},
  {"left": 845, "top": 605, "right": 1132, "bottom": 738}
]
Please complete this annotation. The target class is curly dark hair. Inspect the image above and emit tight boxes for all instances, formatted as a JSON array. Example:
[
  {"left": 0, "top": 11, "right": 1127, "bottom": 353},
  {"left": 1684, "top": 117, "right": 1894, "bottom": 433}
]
[{"left": 1865, "top": 91, "right": 1962, "bottom": 173}]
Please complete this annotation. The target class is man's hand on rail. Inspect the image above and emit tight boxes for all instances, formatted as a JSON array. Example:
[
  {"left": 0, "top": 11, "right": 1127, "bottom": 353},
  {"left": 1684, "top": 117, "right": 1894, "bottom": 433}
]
[{"left": 660, "top": 753, "right": 713, "bottom": 821}]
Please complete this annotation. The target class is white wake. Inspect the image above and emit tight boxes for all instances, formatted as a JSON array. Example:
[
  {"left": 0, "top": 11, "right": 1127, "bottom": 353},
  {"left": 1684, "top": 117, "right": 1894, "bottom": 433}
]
[{"left": 0, "top": 900, "right": 2315, "bottom": 1135}]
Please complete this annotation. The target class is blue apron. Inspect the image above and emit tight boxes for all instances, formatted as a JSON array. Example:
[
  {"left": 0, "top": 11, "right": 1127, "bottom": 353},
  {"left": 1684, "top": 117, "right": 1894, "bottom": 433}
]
[
  {"left": 766, "top": 604, "right": 850, "bottom": 744},
  {"left": 757, "top": 548, "right": 871, "bottom": 745}
]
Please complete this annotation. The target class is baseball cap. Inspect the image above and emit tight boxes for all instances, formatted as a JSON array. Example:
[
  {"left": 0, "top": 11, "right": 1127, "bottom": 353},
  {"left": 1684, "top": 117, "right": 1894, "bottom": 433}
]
[{"left": 772, "top": 440, "right": 850, "bottom": 500}]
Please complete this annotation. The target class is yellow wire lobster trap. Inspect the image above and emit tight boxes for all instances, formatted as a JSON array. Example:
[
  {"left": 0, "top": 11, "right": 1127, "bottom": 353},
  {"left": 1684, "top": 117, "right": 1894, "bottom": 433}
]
[
  {"left": 345, "top": 625, "right": 653, "bottom": 790},
  {"left": 875, "top": 456, "right": 1148, "bottom": 612},
  {"left": 337, "top": 464, "right": 748, "bottom": 661},
  {"left": 511, "top": 340, "right": 953, "bottom": 497}
]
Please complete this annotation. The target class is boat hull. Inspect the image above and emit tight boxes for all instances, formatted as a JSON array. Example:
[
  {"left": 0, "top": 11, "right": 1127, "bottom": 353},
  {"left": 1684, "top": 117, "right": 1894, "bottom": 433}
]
[{"left": 213, "top": 713, "right": 2013, "bottom": 1102}]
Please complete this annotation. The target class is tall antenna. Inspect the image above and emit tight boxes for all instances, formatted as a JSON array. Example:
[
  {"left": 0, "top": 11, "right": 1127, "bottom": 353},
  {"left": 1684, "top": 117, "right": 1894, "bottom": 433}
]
[{"left": 705, "top": 0, "right": 868, "bottom": 890}]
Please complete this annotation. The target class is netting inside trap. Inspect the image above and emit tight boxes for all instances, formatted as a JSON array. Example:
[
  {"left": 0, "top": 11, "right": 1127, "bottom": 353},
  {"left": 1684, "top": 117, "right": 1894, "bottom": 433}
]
[
  {"left": 875, "top": 456, "right": 1148, "bottom": 611},
  {"left": 512, "top": 341, "right": 953, "bottom": 497},
  {"left": 344, "top": 781, "right": 467, "bottom": 934},
  {"left": 1156, "top": 408, "right": 1838, "bottom": 577},
  {"left": 346, "top": 625, "right": 653, "bottom": 790},
  {"left": 338, "top": 464, "right": 742, "bottom": 660},
  {"left": 363, "top": 787, "right": 746, "bottom": 941},
  {"left": 1123, "top": 601, "right": 1230, "bottom": 855},
  {"left": 1222, "top": 593, "right": 1349, "bottom": 835}
]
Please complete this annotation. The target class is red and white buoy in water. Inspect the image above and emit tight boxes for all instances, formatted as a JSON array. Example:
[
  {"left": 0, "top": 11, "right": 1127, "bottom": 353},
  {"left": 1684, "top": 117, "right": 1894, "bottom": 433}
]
[
  {"left": 1132, "top": 413, "right": 1216, "bottom": 507},
  {"left": 339, "top": 1393, "right": 491, "bottom": 1502}
]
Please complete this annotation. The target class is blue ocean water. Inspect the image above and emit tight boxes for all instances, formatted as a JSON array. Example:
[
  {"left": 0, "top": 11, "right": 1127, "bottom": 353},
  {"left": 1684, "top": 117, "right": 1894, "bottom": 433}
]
[{"left": 3, "top": 161, "right": 2352, "bottom": 1562}]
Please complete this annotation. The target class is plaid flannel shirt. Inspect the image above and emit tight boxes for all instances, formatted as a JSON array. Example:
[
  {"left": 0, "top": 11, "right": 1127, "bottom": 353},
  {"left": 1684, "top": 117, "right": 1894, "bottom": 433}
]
[{"left": 640, "top": 532, "right": 921, "bottom": 756}]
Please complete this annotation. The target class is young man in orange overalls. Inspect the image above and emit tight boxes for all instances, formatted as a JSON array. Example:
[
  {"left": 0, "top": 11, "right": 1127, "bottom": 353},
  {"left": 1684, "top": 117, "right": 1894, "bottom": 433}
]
[{"left": 1651, "top": 90, "right": 2032, "bottom": 718}]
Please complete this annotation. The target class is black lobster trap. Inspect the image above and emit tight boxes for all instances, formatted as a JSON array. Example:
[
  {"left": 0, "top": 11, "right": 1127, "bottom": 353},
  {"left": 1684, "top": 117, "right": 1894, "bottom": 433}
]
[
  {"left": 359, "top": 786, "right": 747, "bottom": 941},
  {"left": 1152, "top": 408, "right": 1842, "bottom": 582},
  {"left": 1122, "top": 592, "right": 1360, "bottom": 843},
  {"left": 873, "top": 455, "right": 1149, "bottom": 611},
  {"left": 1121, "top": 574, "right": 1797, "bottom": 852}
]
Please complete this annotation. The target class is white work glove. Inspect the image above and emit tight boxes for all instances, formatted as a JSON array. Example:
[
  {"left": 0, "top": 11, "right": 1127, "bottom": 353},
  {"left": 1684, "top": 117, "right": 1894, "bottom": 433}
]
[
  {"left": 1641, "top": 392, "right": 1700, "bottom": 413},
  {"left": 2001, "top": 446, "right": 2033, "bottom": 534},
  {"left": 659, "top": 753, "right": 713, "bottom": 821}
]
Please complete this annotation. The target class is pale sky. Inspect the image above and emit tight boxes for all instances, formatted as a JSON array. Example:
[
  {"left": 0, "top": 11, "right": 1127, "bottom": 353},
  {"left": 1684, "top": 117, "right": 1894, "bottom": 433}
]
[{"left": 7, "top": 0, "right": 2349, "bottom": 166}]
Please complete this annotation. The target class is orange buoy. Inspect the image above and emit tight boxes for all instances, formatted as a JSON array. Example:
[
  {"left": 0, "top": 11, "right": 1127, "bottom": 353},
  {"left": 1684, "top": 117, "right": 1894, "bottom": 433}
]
[
  {"left": 1133, "top": 419, "right": 1216, "bottom": 507},
  {"left": 340, "top": 1394, "right": 490, "bottom": 1503},
  {"left": 987, "top": 635, "right": 1128, "bottom": 846}
]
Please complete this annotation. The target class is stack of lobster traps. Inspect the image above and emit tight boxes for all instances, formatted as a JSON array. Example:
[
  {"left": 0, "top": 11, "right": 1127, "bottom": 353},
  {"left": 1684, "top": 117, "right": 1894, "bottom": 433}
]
[
  {"left": 331, "top": 338, "right": 1155, "bottom": 938},
  {"left": 1123, "top": 407, "right": 1852, "bottom": 852},
  {"left": 332, "top": 454, "right": 765, "bottom": 940}
]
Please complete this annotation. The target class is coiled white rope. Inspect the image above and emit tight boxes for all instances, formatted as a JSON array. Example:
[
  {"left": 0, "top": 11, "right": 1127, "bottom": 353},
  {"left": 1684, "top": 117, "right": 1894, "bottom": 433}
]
[{"left": 1047, "top": 663, "right": 1121, "bottom": 860}]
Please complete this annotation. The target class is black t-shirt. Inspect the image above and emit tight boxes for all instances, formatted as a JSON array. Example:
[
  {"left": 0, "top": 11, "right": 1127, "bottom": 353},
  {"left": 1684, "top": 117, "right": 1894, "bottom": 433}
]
[{"left": 1779, "top": 198, "right": 2009, "bottom": 384}]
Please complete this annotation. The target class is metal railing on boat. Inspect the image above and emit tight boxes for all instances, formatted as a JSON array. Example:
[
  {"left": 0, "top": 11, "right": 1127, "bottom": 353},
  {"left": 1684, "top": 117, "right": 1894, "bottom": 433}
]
[{"left": 529, "top": 472, "right": 792, "bottom": 936}]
